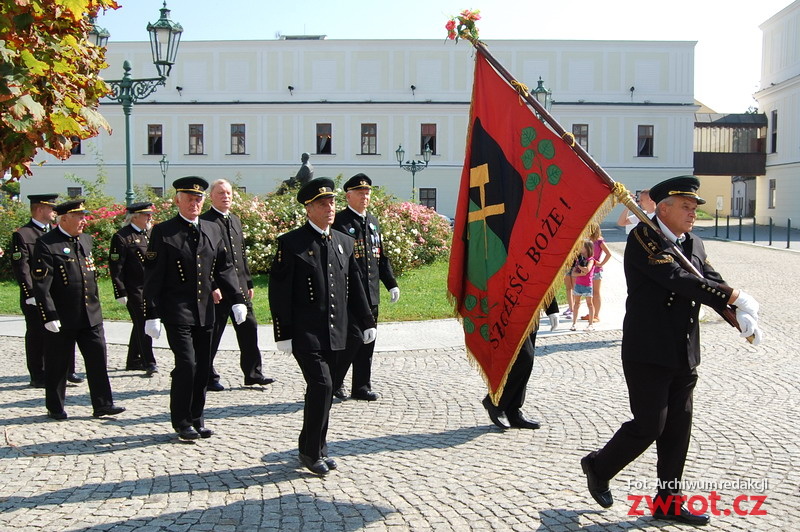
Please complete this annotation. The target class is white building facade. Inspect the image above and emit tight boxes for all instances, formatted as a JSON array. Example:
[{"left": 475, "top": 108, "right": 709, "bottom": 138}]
[
  {"left": 24, "top": 38, "right": 698, "bottom": 218},
  {"left": 756, "top": 0, "right": 800, "bottom": 225}
]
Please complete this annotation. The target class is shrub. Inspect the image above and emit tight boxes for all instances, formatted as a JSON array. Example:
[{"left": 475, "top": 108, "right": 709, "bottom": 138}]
[{"left": 0, "top": 178, "right": 451, "bottom": 279}]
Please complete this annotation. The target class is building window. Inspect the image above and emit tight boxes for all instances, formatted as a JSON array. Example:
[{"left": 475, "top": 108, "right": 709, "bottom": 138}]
[
  {"left": 360, "top": 123, "right": 377, "bottom": 155},
  {"left": 189, "top": 124, "right": 204, "bottom": 155},
  {"left": 421, "top": 123, "right": 437, "bottom": 155},
  {"left": 147, "top": 124, "right": 163, "bottom": 155},
  {"left": 770, "top": 110, "right": 777, "bottom": 154},
  {"left": 69, "top": 136, "right": 82, "bottom": 155},
  {"left": 150, "top": 186, "right": 164, "bottom": 198},
  {"left": 419, "top": 188, "right": 437, "bottom": 210},
  {"left": 316, "top": 123, "right": 332, "bottom": 154},
  {"left": 572, "top": 124, "right": 588, "bottom": 151},
  {"left": 637, "top": 125, "right": 654, "bottom": 157},
  {"left": 67, "top": 187, "right": 82, "bottom": 198},
  {"left": 768, "top": 179, "right": 776, "bottom": 209},
  {"left": 231, "top": 124, "right": 246, "bottom": 154}
]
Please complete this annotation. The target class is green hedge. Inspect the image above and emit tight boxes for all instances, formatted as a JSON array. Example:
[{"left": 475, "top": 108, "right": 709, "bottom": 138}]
[{"left": 1, "top": 179, "right": 451, "bottom": 279}]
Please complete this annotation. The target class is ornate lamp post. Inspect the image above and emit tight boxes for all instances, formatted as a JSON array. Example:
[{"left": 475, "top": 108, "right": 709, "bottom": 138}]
[
  {"left": 90, "top": 2, "right": 183, "bottom": 205},
  {"left": 395, "top": 144, "right": 432, "bottom": 202},
  {"left": 531, "top": 76, "right": 552, "bottom": 114},
  {"left": 159, "top": 155, "right": 169, "bottom": 196}
]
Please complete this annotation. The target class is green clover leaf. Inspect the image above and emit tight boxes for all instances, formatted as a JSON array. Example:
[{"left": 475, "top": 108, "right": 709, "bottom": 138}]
[
  {"left": 521, "top": 148, "right": 536, "bottom": 170},
  {"left": 547, "top": 164, "right": 563, "bottom": 185},
  {"left": 526, "top": 173, "right": 541, "bottom": 191},
  {"left": 538, "top": 139, "right": 555, "bottom": 159},
  {"left": 521, "top": 127, "right": 537, "bottom": 147}
]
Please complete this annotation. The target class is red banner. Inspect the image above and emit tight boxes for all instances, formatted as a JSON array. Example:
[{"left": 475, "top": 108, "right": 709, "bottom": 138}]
[{"left": 447, "top": 50, "right": 614, "bottom": 401}]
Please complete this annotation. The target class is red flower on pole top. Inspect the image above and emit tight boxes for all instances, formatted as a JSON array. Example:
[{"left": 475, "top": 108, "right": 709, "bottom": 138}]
[{"left": 445, "top": 8, "right": 481, "bottom": 43}]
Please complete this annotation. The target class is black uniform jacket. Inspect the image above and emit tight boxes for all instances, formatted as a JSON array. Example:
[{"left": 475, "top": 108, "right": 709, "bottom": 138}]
[
  {"left": 622, "top": 220, "right": 733, "bottom": 369},
  {"left": 332, "top": 208, "right": 397, "bottom": 307},
  {"left": 269, "top": 223, "right": 376, "bottom": 352},
  {"left": 32, "top": 229, "right": 102, "bottom": 330},
  {"left": 10, "top": 220, "right": 49, "bottom": 305},
  {"left": 143, "top": 216, "right": 245, "bottom": 327},
  {"left": 109, "top": 224, "right": 149, "bottom": 307},
  {"left": 199, "top": 208, "right": 252, "bottom": 298}
]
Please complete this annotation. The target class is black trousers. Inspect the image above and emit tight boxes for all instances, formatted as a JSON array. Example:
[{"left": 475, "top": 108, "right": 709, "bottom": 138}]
[
  {"left": 334, "top": 305, "right": 378, "bottom": 394},
  {"left": 125, "top": 299, "right": 156, "bottom": 369},
  {"left": 164, "top": 323, "right": 213, "bottom": 431},
  {"left": 44, "top": 323, "right": 113, "bottom": 414},
  {"left": 495, "top": 330, "right": 537, "bottom": 414},
  {"left": 22, "top": 302, "right": 75, "bottom": 381},
  {"left": 592, "top": 360, "right": 697, "bottom": 493},
  {"left": 209, "top": 300, "right": 264, "bottom": 383},
  {"left": 293, "top": 348, "right": 337, "bottom": 460}
]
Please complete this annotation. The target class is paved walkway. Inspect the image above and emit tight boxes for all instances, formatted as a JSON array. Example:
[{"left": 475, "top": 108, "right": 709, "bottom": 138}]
[{"left": 0, "top": 230, "right": 796, "bottom": 530}]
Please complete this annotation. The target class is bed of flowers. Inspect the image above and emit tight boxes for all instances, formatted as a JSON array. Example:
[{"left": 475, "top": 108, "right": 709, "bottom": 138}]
[{"left": 1, "top": 182, "right": 451, "bottom": 279}]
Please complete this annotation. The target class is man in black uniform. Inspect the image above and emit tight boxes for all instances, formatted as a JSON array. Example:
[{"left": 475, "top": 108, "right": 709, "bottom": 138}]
[
  {"left": 143, "top": 176, "right": 247, "bottom": 441},
  {"left": 201, "top": 179, "right": 273, "bottom": 391},
  {"left": 32, "top": 199, "right": 125, "bottom": 420},
  {"left": 269, "top": 177, "right": 376, "bottom": 475},
  {"left": 109, "top": 202, "right": 158, "bottom": 375},
  {"left": 480, "top": 297, "right": 559, "bottom": 430},
  {"left": 331, "top": 174, "right": 398, "bottom": 401},
  {"left": 580, "top": 176, "right": 762, "bottom": 525}
]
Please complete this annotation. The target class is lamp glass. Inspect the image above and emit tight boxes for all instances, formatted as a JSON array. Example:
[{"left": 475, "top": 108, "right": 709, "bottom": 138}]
[
  {"left": 395, "top": 145, "right": 405, "bottom": 164},
  {"left": 423, "top": 145, "right": 432, "bottom": 163}
]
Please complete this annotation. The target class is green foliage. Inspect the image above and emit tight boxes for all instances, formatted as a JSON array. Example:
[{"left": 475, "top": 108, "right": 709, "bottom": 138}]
[
  {"left": 0, "top": 200, "right": 33, "bottom": 278},
  {"left": 0, "top": 0, "right": 120, "bottom": 178}
]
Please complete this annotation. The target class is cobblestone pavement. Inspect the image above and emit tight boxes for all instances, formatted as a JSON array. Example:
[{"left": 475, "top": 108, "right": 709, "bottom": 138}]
[{"left": 0, "top": 240, "right": 797, "bottom": 531}]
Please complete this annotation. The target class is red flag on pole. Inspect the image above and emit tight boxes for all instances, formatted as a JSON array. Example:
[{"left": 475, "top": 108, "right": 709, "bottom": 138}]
[{"left": 447, "top": 49, "right": 615, "bottom": 402}]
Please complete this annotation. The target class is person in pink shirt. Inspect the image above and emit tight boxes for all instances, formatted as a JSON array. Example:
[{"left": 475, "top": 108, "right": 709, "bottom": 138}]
[
  {"left": 570, "top": 240, "right": 596, "bottom": 331},
  {"left": 581, "top": 226, "right": 612, "bottom": 323}
]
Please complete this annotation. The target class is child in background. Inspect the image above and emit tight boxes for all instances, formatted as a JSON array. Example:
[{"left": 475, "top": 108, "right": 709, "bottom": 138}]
[
  {"left": 570, "top": 240, "right": 596, "bottom": 331},
  {"left": 582, "top": 226, "right": 612, "bottom": 323}
]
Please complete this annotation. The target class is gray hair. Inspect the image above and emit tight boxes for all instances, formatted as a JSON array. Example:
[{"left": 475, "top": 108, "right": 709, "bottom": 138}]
[{"left": 209, "top": 179, "right": 231, "bottom": 195}]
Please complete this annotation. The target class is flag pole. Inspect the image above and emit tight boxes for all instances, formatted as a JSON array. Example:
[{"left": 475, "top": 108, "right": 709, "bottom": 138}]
[{"left": 468, "top": 39, "right": 748, "bottom": 339}]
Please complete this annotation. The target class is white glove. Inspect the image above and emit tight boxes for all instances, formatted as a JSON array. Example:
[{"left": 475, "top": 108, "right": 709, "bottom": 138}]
[
  {"left": 389, "top": 287, "right": 400, "bottom": 304},
  {"left": 25, "top": 297, "right": 36, "bottom": 306},
  {"left": 733, "top": 290, "right": 759, "bottom": 319},
  {"left": 276, "top": 339, "right": 292, "bottom": 354},
  {"left": 116, "top": 296, "right": 128, "bottom": 304},
  {"left": 548, "top": 313, "right": 559, "bottom": 331},
  {"left": 44, "top": 320, "right": 61, "bottom": 333},
  {"left": 231, "top": 303, "right": 247, "bottom": 324},
  {"left": 362, "top": 327, "right": 377, "bottom": 344},
  {"left": 736, "top": 310, "right": 763, "bottom": 345},
  {"left": 145, "top": 318, "right": 162, "bottom": 339}
]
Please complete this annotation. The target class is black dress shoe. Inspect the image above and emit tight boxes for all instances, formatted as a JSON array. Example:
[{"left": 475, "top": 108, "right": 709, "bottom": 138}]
[
  {"left": 30, "top": 379, "right": 46, "bottom": 389},
  {"left": 193, "top": 425, "right": 214, "bottom": 439},
  {"left": 580, "top": 451, "right": 613, "bottom": 508},
  {"left": 145, "top": 364, "right": 159, "bottom": 376},
  {"left": 350, "top": 390, "right": 378, "bottom": 401},
  {"left": 333, "top": 387, "right": 347, "bottom": 399},
  {"left": 93, "top": 405, "right": 126, "bottom": 418},
  {"left": 653, "top": 502, "right": 711, "bottom": 525},
  {"left": 506, "top": 411, "right": 541, "bottom": 430},
  {"left": 322, "top": 456, "right": 338, "bottom": 470},
  {"left": 207, "top": 381, "right": 225, "bottom": 392},
  {"left": 298, "top": 453, "right": 329, "bottom": 475},
  {"left": 66, "top": 373, "right": 84, "bottom": 384},
  {"left": 482, "top": 395, "right": 511, "bottom": 429},
  {"left": 125, "top": 362, "right": 145, "bottom": 371},
  {"left": 47, "top": 410, "right": 68, "bottom": 420},
  {"left": 178, "top": 427, "right": 200, "bottom": 441},
  {"left": 244, "top": 376, "right": 275, "bottom": 386}
]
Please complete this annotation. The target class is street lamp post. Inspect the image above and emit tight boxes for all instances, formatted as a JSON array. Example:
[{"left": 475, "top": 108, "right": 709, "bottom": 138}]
[
  {"left": 531, "top": 76, "right": 552, "bottom": 115},
  {"left": 395, "top": 144, "right": 432, "bottom": 202},
  {"left": 90, "top": 2, "right": 183, "bottom": 206},
  {"left": 159, "top": 155, "right": 169, "bottom": 196}
]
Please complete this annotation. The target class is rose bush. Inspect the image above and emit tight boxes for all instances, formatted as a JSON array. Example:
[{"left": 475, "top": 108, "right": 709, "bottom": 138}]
[{"left": 1, "top": 182, "right": 451, "bottom": 279}]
